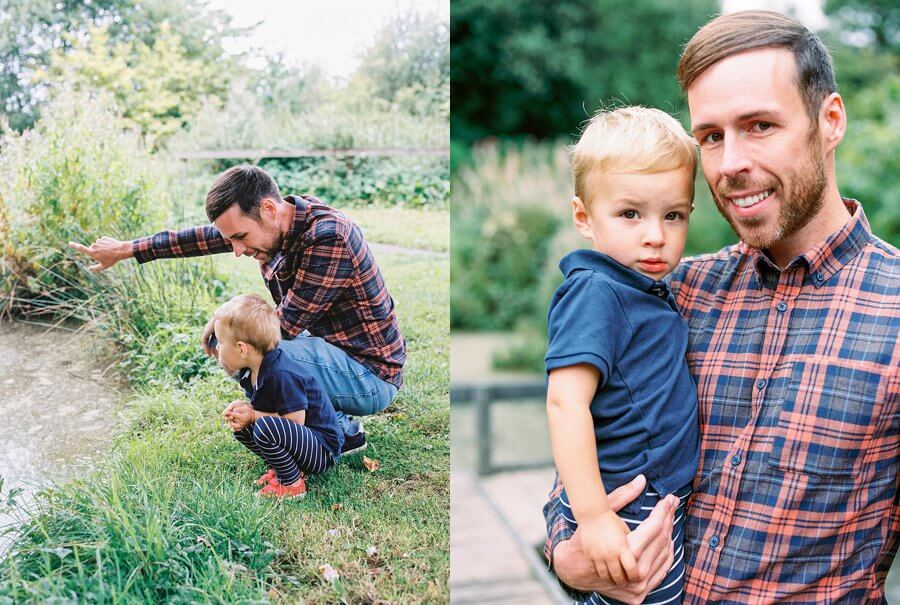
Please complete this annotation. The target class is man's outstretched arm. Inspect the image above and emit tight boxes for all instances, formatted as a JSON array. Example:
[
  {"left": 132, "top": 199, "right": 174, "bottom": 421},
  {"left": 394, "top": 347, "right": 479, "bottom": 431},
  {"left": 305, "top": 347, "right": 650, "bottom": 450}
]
[{"left": 69, "top": 225, "right": 232, "bottom": 271}]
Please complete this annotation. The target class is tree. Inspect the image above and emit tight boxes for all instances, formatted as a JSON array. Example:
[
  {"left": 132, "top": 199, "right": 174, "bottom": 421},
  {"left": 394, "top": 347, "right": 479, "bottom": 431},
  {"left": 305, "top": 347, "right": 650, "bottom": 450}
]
[
  {"left": 450, "top": 0, "right": 717, "bottom": 144},
  {"left": 0, "top": 0, "right": 241, "bottom": 132}
]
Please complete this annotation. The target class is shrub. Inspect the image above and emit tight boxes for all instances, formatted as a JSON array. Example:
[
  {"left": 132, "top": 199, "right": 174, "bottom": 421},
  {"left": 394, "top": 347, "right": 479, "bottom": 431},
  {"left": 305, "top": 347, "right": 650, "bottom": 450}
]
[{"left": 0, "top": 89, "right": 224, "bottom": 384}]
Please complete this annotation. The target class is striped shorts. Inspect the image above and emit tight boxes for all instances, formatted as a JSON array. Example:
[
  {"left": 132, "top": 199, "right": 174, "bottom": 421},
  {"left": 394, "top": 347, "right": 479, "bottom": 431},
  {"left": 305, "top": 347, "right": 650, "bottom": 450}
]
[
  {"left": 558, "top": 483, "right": 691, "bottom": 605},
  {"left": 234, "top": 415, "right": 334, "bottom": 485}
]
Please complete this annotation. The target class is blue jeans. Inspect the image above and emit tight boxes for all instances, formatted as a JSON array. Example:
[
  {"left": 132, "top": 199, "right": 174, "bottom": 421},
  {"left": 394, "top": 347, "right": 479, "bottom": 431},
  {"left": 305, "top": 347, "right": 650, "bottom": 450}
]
[{"left": 277, "top": 335, "right": 398, "bottom": 433}]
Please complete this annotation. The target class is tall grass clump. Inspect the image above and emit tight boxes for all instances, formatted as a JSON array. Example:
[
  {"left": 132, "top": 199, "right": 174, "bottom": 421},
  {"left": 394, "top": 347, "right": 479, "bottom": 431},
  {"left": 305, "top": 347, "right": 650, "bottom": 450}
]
[{"left": 0, "top": 88, "right": 224, "bottom": 384}]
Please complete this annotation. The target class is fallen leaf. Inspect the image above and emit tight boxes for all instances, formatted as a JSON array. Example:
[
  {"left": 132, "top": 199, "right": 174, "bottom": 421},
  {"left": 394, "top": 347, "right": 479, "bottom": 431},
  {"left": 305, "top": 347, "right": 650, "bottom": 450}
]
[
  {"left": 267, "top": 588, "right": 279, "bottom": 599},
  {"left": 365, "top": 545, "right": 378, "bottom": 557},
  {"left": 331, "top": 503, "right": 343, "bottom": 511},
  {"left": 319, "top": 563, "right": 340, "bottom": 583},
  {"left": 362, "top": 456, "right": 380, "bottom": 472},
  {"left": 326, "top": 528, "right": 339, "bottom": 537}
]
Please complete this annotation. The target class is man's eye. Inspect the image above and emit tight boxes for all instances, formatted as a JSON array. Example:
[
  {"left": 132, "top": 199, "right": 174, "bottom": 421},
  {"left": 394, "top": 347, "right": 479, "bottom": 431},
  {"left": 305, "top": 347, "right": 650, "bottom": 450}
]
[
  {"left": 754, "top": 122, "right": 772, "bottom": 132},
  {"left": 622, "top": 210, "right": 638, "bottom": 219},
  {"left": 703, "top": 132, "right": 723, "bottom": 144}
]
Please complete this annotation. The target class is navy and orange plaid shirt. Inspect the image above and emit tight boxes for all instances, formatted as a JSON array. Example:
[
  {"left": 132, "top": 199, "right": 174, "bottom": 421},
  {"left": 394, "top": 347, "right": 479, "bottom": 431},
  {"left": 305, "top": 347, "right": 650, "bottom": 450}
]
[
  {"left": 544, "top": 200, "right": 899, "bottom": 603},
  {"left": 132, "top": 195, "right": 406, "bottom": 388}
]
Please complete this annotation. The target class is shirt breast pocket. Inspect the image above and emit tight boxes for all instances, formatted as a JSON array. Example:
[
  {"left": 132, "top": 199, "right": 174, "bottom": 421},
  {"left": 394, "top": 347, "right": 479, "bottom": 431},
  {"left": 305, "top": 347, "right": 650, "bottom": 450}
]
[{"left": 767, "top": 358, "right": 885, "bottom": 477}]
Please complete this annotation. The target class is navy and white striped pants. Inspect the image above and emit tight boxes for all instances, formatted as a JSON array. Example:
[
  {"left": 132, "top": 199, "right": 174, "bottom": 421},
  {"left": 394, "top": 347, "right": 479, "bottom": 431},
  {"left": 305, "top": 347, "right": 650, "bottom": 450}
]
[
  {"left": 234, "top": 416, "right": 334, "bottom": 485},
  {"left": 559, "top": 483, "right": 692, "bottom": 605}
]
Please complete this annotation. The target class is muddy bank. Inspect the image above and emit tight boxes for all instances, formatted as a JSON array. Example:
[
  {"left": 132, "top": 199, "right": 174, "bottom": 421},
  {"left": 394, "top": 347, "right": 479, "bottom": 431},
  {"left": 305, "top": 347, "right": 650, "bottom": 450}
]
[{"left": 0, "top": 321, "right": 126, "bottom": 507}]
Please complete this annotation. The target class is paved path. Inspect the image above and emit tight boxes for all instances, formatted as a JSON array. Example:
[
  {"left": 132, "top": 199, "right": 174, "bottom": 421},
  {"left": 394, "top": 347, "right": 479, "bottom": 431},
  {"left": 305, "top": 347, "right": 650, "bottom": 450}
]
[
  {"left": 451, "top": 470, "right": 561, "bottom": 604},
  {"left": 370, "top": 242, "right": 447, "bottom": 259}
]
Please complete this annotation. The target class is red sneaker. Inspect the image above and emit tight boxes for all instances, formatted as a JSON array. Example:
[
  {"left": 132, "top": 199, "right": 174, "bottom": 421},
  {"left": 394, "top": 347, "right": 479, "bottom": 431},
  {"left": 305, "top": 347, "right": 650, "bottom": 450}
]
[
  {"left": 255, "top": 469, "right": 278, "bottom": 486},
  {"left": 258, "top": 477, "right": 307, "bottom": 499}
]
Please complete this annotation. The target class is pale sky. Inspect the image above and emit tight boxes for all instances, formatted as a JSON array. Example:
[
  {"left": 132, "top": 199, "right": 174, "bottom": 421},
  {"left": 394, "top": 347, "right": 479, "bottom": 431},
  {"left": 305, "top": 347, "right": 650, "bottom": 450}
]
[
  {"left": 721, "top": 0, "right": 827, "bottom": 29},
  {"left": 203, "top": 0, "right": 449, "bottom": 77}
]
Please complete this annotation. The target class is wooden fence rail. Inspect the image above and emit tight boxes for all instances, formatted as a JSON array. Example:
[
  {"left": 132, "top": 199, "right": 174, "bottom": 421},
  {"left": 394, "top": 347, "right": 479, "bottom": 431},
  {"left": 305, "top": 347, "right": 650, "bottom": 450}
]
[
  {"left": 173, "top": 147, "right": 448, "bottom": 161},
  {"left": 451, "top": 380, "right": 550, "bottom": 476}
]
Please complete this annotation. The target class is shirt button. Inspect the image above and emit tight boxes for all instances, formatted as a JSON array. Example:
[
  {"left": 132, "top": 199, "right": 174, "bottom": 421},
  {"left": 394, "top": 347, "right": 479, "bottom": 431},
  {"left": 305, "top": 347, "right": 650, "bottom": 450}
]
[
  {"left": 814, "top": 271, "right": 825, "bottom": 282},
  {"left": 731, "top": 454, "right": 741, "bottom": 466},
  {"left": 776, "top": 301, "right": 787, "bottom": 312},
  {"left": 756, "top": 379, "right": 767, "bottom": 390},
  {"left": 709, "top": 535, "right": 720, "bottom": 548}
]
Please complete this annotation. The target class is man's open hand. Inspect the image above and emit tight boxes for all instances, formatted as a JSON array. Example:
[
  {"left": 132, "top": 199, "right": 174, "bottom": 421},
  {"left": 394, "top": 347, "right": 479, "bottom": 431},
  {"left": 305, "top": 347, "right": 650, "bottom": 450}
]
[{"left": 68, "top": 237, "right": 132, "bottom": 272}]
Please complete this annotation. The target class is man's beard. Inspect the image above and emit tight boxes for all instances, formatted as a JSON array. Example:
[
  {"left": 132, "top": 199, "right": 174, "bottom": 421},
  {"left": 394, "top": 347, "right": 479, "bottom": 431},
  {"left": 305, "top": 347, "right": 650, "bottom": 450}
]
[{"left": 712, "top": 134, "right": 827, "bottom": 251}]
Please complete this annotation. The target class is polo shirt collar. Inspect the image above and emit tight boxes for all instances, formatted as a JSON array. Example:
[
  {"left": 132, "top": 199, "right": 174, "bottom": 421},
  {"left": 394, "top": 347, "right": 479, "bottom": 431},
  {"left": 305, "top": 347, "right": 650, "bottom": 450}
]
[
  {"left": 744, "top": 199, "right": 871, "bottom": 288},
  {"left": 254, "top": 348, "right": 282, "bottom": 389},
  {"left": 561, "top": 249, "right": 667, "bottom": 297}
]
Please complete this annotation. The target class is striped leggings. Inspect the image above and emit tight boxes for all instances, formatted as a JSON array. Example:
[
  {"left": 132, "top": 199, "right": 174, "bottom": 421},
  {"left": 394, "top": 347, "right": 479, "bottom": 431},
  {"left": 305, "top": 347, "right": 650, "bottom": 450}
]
[
  {"left": 234, "top": 415, "right": 334, "bottom": 485},
  {"left": 560, "top": 483, "right": 692, "bottom": 605}
]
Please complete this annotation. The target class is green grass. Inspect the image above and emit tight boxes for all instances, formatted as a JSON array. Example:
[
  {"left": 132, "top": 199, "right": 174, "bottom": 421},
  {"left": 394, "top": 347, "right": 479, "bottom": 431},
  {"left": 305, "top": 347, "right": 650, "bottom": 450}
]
[
  {"left": 0, "top": 223, "right": 449, "bottom": 602},
  {"left": 340, "top": 206, "right": 449, "bottom": 253}
]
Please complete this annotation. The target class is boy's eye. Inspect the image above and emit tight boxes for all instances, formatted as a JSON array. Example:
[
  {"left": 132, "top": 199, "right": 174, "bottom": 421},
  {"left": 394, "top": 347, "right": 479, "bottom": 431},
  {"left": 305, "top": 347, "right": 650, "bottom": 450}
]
[
  {"left": 622, "top": 210, "right": 639, "bottom": 219},
  {"left": 666, "top": 212, "right": 684, "bottom": 221}
]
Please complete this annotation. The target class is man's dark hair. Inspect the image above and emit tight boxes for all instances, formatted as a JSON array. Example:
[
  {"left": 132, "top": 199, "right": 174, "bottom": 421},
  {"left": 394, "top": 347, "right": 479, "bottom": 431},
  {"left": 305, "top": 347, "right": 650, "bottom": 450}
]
[
  {"left": 677, "top": 10, "right": 838, "bottom": 122},
  {"left": 205, "top": 165, "right": 282, "bottom": 222}
]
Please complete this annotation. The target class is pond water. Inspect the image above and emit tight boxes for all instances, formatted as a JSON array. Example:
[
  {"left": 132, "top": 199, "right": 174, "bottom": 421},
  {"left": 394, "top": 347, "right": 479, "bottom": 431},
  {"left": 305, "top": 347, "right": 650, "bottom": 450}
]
[{"left": 0, "top": 321, "right": 125, "bottom": 547}]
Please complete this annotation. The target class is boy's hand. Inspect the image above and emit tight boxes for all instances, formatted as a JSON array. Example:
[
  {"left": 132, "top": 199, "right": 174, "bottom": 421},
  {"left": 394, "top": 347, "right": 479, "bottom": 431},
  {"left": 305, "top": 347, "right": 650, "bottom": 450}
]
[
  {"left": 223, "top": 400, "right": 253, "bottom": 431},
  {"left": 201, "top": 316, "right": 217, "bottom": 357},
  {"left": 228, "top": 404, "right": 255, "bottom": 432},
  {"left": 580, "top": 510, "right": 639, "bottom": 587}
]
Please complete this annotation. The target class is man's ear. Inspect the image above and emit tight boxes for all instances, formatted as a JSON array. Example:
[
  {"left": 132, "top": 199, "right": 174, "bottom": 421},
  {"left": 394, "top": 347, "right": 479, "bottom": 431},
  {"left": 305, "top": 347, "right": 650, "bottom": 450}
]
[
  {"left": 259, "top": 197, "right": 279, "bottom": 222},
  {"left": 572, "top": 196, "right": 594, "bottom": 241},
  {"left": 818, "top": 92, "right": 846, "bottom": 154}
]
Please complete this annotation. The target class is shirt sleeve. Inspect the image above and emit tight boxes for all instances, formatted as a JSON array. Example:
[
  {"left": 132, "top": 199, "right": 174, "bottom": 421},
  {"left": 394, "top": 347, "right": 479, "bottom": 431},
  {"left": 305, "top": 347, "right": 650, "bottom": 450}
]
[
  {"left": 277, "top": 233, "right": 355, "bottom": 337},
  {"left": 544, "top": 275, "right": 631, "bottom": 387},
  {"left": 270, "top": 371, "right": 310, "bottom": 416},
  {"left": 131, "top": 225, "right": 232, "bottom": 263}
]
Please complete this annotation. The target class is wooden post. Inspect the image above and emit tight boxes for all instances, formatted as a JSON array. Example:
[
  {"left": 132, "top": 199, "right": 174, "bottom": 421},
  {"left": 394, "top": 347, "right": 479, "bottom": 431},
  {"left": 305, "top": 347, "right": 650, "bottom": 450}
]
[{"left": 475, "top": 386, "right": 492, "bottom": 476}]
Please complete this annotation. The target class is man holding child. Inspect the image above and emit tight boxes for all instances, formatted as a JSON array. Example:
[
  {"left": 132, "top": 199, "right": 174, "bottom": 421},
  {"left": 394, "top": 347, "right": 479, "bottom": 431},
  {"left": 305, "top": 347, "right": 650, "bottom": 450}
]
[{"left": 545, "top": 10, "right": 898, "bottom": 604}]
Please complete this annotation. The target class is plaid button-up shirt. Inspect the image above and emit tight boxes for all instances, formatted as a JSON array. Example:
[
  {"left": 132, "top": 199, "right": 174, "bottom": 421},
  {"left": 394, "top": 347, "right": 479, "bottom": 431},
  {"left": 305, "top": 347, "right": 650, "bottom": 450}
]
[
  {"left": 545, "top": 200, "right": 899, "bottom": 603},
  {"left": 132, "top": 195, "right": 406, "bottom": 388}
]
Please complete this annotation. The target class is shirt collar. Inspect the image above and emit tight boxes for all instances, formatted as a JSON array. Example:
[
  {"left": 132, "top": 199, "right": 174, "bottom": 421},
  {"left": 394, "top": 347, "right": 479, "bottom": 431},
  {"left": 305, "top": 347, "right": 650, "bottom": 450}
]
[
  {"left": 261, "top": 195, "right": 307, "bottom": 279},
  {"left": 744, "top": 199, "right": 871, "bottom": 288},
  {"left": 560, "top": 249, "right": 671, "bottom": 299},
  {"left": 239, "top": 348, "right": 282, "bottom": 393}
]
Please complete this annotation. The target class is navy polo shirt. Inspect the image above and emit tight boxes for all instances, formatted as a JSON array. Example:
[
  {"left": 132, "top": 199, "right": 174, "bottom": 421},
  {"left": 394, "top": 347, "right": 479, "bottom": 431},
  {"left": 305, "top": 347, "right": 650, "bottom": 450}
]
[
  {"left": 545, "top": 249, "right": 700, "bottom": 502},
  {"left": 239, "top": 348, "right": 344, "bottom": 458}
]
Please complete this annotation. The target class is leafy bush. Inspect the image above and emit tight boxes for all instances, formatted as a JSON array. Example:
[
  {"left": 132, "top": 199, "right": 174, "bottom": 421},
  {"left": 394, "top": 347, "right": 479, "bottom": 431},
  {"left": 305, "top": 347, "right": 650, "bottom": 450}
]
[{"left": 0, "top": 89, "right": 224, "bottom": 383}]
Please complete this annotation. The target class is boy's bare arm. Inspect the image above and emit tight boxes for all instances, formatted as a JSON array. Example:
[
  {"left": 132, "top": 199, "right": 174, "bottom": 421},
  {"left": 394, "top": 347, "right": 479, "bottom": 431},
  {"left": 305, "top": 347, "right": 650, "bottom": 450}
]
[
  {"left": 547, "top": 364, "right": 638, "bottom": 587},
  {"left": 278, "top": 410, "right": 306, "bottom": 426}
]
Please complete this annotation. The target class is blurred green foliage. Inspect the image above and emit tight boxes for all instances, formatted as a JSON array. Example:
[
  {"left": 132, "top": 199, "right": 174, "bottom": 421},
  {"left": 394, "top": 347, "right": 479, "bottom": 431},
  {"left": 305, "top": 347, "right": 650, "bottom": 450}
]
[{"left": 451, "top": 0, "right": 716, "bottom": 145}]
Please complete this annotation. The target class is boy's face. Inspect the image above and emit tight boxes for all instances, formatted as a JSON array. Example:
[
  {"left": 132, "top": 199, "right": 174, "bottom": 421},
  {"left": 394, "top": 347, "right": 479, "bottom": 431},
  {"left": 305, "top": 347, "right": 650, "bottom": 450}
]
[
  {"left": 573, "top": 168, "right": 694, "bottom": 279},
  {"left": 213, "top": 320, "right": 246, "bottom": 376}
]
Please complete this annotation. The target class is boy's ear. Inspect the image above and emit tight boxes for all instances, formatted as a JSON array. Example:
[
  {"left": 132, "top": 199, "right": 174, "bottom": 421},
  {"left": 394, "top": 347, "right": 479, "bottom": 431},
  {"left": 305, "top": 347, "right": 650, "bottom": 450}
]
[
  {"left": 571, "top": 196, "right": 594, "bottom": 241},
  {"left": 238, "top": 341, "right": 250, "bottom": 357}
]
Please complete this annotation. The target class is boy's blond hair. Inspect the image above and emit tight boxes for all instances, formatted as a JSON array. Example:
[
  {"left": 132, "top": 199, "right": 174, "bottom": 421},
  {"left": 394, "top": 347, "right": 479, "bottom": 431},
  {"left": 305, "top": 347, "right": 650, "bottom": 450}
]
[
  {"left": 213, "top": 294, "right": 281, "bottom": 353},
  {"left": 570, "top": 106, "right": 698, "bottom": 203}
]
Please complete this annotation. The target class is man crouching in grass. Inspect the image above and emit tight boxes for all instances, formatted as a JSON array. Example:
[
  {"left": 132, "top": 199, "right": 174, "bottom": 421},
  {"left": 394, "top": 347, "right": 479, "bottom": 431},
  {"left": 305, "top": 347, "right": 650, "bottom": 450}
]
[{"left": 215, "top": 294, "right": 344, "bottom": 499}]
